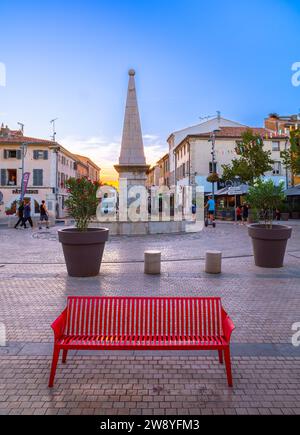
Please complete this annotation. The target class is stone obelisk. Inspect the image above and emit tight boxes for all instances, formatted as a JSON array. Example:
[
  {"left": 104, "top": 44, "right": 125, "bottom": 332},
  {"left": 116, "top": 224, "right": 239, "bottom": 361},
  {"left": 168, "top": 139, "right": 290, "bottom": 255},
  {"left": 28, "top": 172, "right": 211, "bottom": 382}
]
[{"left": 114, "top": 69, "right": 150, "bottom": 187}]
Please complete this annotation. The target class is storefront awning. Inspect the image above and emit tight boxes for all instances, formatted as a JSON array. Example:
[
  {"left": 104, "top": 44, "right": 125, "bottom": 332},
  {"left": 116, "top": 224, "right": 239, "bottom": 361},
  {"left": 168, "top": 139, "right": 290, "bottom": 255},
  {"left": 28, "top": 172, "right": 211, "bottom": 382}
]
[
  {"left": 215, "top": 184, "right": 250, "bottom": 196},
  {"left": 285, "top": 185, "right": 300, "bottom": 197}
]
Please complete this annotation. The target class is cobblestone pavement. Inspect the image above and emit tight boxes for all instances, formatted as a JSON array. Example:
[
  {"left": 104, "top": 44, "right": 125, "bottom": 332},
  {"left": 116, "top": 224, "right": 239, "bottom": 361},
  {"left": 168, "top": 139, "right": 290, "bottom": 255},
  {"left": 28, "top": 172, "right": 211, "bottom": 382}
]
[{"left": 0, "top": 223, "right": 300, "bottom": 415}]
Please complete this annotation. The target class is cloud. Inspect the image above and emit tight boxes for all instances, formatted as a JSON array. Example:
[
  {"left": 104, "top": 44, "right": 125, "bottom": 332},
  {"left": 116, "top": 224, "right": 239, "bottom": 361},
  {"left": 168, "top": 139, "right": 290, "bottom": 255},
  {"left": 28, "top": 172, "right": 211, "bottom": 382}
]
[{"left": 60, "top": 133, "right": 168, "bottom": 181}]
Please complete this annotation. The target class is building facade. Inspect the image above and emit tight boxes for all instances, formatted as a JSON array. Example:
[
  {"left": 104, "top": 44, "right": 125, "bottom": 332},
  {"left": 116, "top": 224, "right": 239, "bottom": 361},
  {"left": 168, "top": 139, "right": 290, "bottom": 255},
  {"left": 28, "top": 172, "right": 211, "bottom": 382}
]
[
  {"left": 157, "top": 153, "right": 170, "bottom": 187},
  {"left": 173, "top": 126, "right": 290, "bottom": 192},
  {"left": 146, "top": 166, "right": 160, "bottom": 189},
  {"left": 0, "top": 126, "right": 100, "bottom": 219},
  {"left": 265, "top": 113, "right": 300, "bottom": 185},
  {"left": 265, "top": 113, "right": 300, "bottom": 134},
  {"left": 74, "top": 154, "right": 100, "bottom": 182},
  {"left": 167, "top": 116, "right": 245, "bottom": 187}
]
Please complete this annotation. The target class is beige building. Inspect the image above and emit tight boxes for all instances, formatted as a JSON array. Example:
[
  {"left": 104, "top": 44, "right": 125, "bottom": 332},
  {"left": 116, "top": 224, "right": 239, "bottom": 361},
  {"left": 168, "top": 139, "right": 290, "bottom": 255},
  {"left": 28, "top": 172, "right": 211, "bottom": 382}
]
[
  {"left": 74, "top": 154, "right": 100, "bottom": 182},
  {"left": 146, "top": 166, "right": 160, "bottom": 189},
  {"left": 0, "top": 126, "right": 100, "bottom": 219},
  {"left": 173, "top": 126, "right": 290, "bottom": 191},
  {"left": 157, "top": 153, "right": 170, "bottom": 187},
  {"left": 167, "top": 116, "right": 245, "bottom": 187}
]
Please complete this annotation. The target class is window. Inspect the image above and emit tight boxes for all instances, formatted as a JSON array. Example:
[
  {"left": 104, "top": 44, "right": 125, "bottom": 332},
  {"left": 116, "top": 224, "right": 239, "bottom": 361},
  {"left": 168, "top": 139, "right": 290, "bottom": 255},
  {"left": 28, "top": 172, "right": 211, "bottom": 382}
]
[
  {"left": 273, "top": 162, "right": 282, "bottom": 175},
  {"left": 4, "top": 149, "right": 21, "bottom": 159},
  {"left": 209, "top": 162, "right": 218, "bottom": 173},
  {"left": 33, "top": 169, "right": 43, "bottom": 186},
  {"left": 272, "top": 141, "right": 280, "bottom": 152},
  {"left": 1, "top": 169, "right": 17, "bottom": 186},
  {"left": 33, "top": 150, "right": 48, "bottom": 160}
]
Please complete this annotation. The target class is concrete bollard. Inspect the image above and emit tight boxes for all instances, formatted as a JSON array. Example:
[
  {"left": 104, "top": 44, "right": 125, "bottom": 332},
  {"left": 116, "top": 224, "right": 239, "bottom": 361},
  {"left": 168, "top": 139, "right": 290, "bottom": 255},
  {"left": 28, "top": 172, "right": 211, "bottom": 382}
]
[
  {"left": 144, "top": 251, "right": 161, "bottom": 275},
  {"left": 205, "top": 251, "right": 222, "bottom": 274}
]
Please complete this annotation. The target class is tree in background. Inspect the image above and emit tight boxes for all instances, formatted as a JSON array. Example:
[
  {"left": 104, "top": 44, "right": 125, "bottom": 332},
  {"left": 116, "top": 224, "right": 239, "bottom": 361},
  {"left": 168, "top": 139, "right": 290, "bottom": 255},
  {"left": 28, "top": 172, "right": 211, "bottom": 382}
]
[
  {"left": 222, "top": 129, "right": 274, "bottom": 185},
  {"left": 281, "top": 129, "right": 300, "bottom": 187}
]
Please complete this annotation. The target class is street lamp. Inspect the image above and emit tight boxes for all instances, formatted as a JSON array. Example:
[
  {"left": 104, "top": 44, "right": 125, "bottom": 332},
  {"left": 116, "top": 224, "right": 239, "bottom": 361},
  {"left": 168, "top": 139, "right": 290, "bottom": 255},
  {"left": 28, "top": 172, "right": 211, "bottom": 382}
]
[{"left": 209, "top": 128, "right": 221, "bottom": 204}]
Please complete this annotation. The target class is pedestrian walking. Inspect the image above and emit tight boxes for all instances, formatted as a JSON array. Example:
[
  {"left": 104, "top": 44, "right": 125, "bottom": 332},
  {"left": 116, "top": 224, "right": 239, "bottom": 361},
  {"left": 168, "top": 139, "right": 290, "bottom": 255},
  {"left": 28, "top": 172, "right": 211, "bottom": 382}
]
[
  {"left": 14, "top": 201, "right": 25, "bottom": 229},
  {"left": 236, "top": 205, "right": 242, "bottom": 225},
  {"left": 22, "top": 200, "right": 33, "bottom": 229},
  {"left": 39, "top": 200, "right": 49, "bottom": 230},
  {"left": 275, "top": 208, "right": 281, "bottom": 221},
  {"left": 242, "top": 204, "right": 249, "bottom": 225}
]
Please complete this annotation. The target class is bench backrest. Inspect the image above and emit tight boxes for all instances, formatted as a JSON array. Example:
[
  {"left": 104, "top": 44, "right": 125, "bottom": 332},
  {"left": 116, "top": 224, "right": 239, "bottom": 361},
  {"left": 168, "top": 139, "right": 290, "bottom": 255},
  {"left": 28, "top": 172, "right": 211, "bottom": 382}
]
[{"left": 65, "top": 297, "right": 223, "bottom": 338}]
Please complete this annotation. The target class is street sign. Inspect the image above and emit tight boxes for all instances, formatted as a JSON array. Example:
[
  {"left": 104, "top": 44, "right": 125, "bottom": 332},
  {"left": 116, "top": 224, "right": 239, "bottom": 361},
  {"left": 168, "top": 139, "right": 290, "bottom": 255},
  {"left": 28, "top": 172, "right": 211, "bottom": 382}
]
[{"left": 228, "top": 187, "right": 243, "bottom": 195}]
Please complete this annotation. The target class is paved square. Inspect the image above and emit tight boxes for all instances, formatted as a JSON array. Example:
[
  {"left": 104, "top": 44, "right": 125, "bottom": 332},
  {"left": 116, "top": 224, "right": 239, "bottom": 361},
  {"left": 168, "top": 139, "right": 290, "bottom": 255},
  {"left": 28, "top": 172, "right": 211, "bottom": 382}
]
[{"left": 0, "top": 222, "right": 300, "bottom": 415}]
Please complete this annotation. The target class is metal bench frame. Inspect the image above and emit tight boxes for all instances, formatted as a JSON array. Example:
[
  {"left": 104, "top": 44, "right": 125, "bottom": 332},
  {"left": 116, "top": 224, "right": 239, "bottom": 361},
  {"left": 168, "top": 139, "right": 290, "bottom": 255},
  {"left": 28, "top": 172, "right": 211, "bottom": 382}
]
[{"left": 49, "top": 296, "right": 235, "bottom": 387}]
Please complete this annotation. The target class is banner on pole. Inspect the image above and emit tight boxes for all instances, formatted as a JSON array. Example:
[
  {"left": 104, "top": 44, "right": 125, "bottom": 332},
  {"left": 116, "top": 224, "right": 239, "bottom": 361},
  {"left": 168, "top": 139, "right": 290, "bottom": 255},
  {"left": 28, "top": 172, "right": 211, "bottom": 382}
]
[{"left": 21, "top": 172, "right": 31, "bottom": 200}]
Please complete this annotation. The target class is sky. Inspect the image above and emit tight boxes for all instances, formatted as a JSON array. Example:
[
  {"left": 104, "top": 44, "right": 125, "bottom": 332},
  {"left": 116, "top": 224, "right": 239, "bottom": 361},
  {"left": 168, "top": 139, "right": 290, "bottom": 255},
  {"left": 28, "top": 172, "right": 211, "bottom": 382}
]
[{"left": 0, "top": 0, "right": 300, "bottom": 181}]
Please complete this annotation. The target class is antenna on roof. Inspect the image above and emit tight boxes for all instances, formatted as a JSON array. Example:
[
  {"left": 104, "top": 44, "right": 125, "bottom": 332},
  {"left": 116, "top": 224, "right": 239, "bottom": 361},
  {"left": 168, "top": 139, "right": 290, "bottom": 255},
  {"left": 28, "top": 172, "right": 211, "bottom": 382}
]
[
  {"left": 17, "top": 122, "right": 24, "bottom": 133},
  {"left": 50, "top": 118, "right": 58, "bottom": 142}
]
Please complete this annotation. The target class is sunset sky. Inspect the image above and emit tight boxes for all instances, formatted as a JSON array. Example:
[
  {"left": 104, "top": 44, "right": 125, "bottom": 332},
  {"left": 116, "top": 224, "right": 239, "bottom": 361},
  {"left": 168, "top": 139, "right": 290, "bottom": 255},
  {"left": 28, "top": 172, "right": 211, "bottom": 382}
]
[{"left": 1, "top": 0, "right": 300, "bottom": 182}]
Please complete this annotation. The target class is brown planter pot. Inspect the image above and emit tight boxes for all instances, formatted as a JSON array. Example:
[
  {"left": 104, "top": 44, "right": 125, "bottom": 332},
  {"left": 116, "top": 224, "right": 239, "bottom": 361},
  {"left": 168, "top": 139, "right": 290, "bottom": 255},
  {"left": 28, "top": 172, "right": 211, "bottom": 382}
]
[
  {"left": 291, "top": 212, "right": 300, "bottom": 219},
  {"left": 280, "top": 213, "right": 290, "bottom": 221},
  {"left": 248, "top": 224, "right": 292, "bottom": 268},
  {"left": 58, "top": 228, "right": 109, "bottom": 277}
]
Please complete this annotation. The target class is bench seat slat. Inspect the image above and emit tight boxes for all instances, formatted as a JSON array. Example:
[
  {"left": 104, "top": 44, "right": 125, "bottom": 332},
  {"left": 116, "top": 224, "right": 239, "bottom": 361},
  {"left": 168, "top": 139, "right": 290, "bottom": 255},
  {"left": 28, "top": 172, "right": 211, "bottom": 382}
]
[{"left": 58, "top": 334, "right": 227, "bottom": 347}]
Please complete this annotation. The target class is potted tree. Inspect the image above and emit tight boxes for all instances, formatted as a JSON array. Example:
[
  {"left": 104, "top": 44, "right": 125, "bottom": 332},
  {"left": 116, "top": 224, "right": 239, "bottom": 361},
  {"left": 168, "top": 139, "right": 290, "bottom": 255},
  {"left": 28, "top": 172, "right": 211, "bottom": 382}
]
[
  {"left": 58, "top": 177, "right": 109, "bottom": 277},
  {"left": 279, "top": 203, "right": 291, "bottom": 221},
  {"left": 247, "top": 179, "right": 292, "bottom": 268}
]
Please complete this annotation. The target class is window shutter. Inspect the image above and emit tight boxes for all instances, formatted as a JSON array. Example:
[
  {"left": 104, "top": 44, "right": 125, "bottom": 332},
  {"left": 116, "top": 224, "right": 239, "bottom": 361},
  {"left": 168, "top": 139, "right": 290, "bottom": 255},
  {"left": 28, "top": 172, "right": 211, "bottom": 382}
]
[
  {"left": 3, "top": 150, "right": 8, "bottom": 159},
  {"left": 1, "top": 169, "right": 7, "bottom": 186},
  {"left": 33, "top": 150, "right": 38, "bottom": 160},
  {"left": 33, "top": 169, "right": 38, "bottom": 186},
  {"left": 33, "top": 169, "right": 43, "bottom": 186},
  {"left": 17, "top": 150, "right": 22, "bottom": 160},
  {"left": 39, "top": 169, "right": 43, "bottom": 186},
  {"left": 44, "top": 150, "right": 48, "bottom": 160}
]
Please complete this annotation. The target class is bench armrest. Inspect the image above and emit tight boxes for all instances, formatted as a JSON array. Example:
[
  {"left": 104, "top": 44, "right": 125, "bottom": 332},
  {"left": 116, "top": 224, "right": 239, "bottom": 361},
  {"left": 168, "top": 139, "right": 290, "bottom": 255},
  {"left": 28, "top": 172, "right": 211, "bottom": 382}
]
[
  {"left": 222, "top": 308, "right": 235, "bottom": 343},
  {"left": 51, "top": 308, "right": 67, "bottom": 341}
]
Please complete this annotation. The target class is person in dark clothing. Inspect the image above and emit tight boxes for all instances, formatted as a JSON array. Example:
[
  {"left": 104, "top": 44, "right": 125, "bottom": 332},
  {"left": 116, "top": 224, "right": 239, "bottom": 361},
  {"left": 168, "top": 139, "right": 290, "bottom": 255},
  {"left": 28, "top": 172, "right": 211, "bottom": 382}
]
[
  {"left": 242, "top": 204, "right": 249, "bottom": 225},
  {"left": 39, "top": 200, "right": 49, "bottom": 230},
  {"left": 22, "top": 200, "right": 33, "bottom": 229},
  {"left": 14, "top": 201, "right": 25, "bottom": 229}
]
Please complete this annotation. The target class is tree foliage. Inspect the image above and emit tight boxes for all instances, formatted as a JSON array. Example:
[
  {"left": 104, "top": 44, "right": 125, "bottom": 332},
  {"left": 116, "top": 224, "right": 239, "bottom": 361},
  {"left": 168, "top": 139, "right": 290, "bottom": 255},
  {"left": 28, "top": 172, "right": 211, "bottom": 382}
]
[
  {"left": 247, "top": 179, "right": 286, "bottom": 228},
  {"left": 65, "top": 177, "right": 100, "bottom": 232},
  {"left": 222, "top": 130, "right": 274, "bottom": 185}
]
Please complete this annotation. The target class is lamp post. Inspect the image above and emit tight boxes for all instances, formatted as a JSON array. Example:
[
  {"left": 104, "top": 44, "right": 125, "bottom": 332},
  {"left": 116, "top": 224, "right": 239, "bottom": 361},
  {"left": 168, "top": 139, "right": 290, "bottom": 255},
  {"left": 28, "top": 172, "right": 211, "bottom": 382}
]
[{"left": 209, "top": 128, "right": 221, "bottom": 206}]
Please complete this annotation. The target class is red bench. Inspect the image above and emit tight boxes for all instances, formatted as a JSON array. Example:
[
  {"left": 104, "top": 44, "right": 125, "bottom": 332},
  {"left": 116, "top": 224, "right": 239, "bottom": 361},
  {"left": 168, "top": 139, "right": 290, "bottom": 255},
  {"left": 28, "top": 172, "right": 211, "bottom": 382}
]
[{"left": 49, "top": 296, "right": 235, "bottom": 388}]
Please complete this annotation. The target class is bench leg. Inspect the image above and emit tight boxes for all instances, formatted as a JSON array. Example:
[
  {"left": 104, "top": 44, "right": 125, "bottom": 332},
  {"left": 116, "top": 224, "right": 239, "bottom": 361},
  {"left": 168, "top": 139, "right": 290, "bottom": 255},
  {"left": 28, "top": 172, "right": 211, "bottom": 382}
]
[
  {"left": 218, "top": 350, "right": 224, "bottom": 364},
  {"left": 48, "top": 346, "right": 60, "bottom": 388},
  {"left": 224, "top": 347, "right": 233, "bottom": 387},
  {"left": 62, "top": 350, "right": 68, "bottom": 364}
]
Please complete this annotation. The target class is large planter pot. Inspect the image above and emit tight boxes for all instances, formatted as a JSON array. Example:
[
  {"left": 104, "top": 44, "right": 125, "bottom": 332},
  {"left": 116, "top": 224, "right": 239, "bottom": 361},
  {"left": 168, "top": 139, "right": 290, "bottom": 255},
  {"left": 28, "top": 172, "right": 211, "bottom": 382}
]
[
  {"left": 280, "top": 213, "right": 290, "bottom": 221},
  {"left": 58, "top": 228, "right": 109, "bottom": 277},
  {"left": 248, "top": 224, "right": 292, "bottom": 268},
  {"left": 291, "top": 212, "right": 300, "bottom": 219}
]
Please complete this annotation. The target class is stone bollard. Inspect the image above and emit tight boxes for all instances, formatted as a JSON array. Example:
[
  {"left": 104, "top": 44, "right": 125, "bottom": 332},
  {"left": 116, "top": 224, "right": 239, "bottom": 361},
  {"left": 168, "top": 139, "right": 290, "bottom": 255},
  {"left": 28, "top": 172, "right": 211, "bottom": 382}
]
[
  {"left": 144, "top": 251, "right": 161, "bottom": 275},
  {"left": 205, "top": 251, "right": 222, "bottom": 274}
]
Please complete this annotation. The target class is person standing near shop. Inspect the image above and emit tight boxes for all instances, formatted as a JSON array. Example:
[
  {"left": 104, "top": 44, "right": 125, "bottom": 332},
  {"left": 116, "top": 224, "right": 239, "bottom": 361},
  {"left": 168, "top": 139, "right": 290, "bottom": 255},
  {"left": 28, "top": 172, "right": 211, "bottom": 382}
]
[
  {"left": 242, "top": 204, "right": 249, "bottom": 225},
  {"left": 14, "top": 201, "right": 25, "bottom": 229},
  {"left": 22, "top": 200, "right": 33, "bottom": 229},
  {"left": 39, "top": 200, "right": 49, "bottom": 230},
  {"left": 236, "top": 205, "right": 242, "bottom": 225}
]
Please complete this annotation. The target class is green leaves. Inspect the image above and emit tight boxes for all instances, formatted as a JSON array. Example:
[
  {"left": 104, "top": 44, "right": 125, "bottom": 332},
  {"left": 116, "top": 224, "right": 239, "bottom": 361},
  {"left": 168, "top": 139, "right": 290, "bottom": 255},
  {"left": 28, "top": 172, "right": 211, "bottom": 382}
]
[
  {"left": 65, "top": 177, "right": 100, "bottom": 232},
  {"left": 221, "top": 129, "right": 274, "bottom": 185},
  {"left": 247, "top": 179, "right": 286, "bottom": 228}
]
